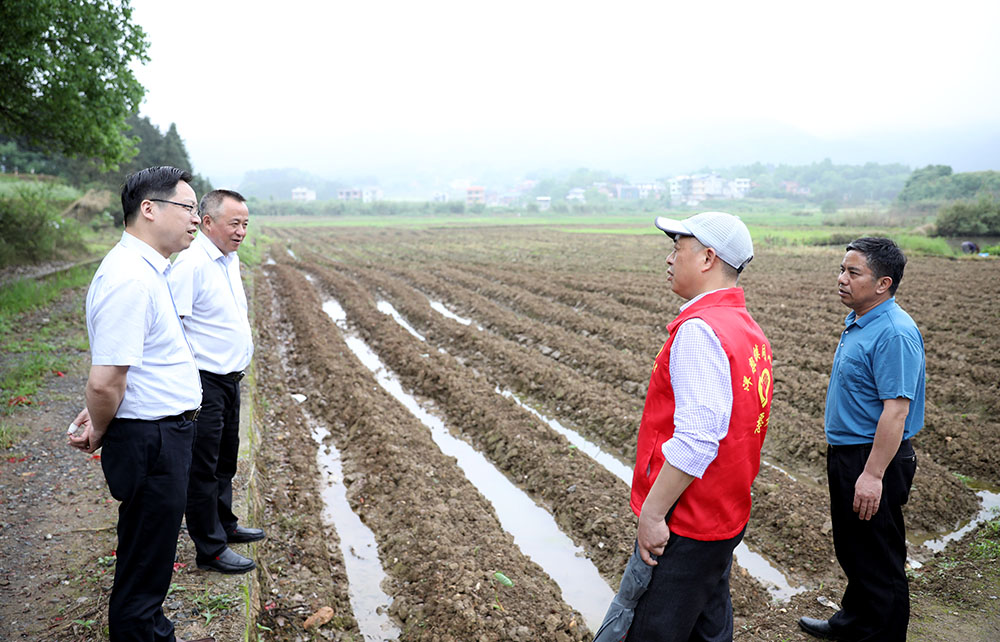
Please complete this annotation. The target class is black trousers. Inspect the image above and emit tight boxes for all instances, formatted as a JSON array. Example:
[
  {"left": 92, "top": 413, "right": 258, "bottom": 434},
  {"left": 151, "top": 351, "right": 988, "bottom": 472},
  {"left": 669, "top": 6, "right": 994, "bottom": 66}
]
[
  {"left": 186, "top": 370, "right": 242, "bottom": 559},
  {"left": 828, "top": 440, "right": 916, "bottom": 642},
  {"left": 625, "top": 527, "right": 745, "bottom": 642},
  {"left": 101, "top": 416, "right": 194, "bottom": 642}
]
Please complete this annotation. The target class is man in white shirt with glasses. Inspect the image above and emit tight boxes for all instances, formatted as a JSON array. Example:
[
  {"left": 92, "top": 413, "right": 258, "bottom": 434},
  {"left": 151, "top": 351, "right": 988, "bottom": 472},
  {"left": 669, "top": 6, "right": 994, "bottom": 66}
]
[{"left": 70, "top": 166, "right": 214, "bottom": 642}]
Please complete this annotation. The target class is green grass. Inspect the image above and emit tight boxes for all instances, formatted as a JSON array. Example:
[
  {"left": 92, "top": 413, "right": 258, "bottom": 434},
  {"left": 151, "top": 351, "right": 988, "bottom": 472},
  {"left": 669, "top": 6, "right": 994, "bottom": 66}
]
[
  {"left": 0, "top": 352, "right": 65, "bottom": 410},
  {"left": 0, "top": 263, "right": 96, "bottom": 331},
  {"left": 0, "top": 264, "right": 92, "bottom": 413},
  {"left": 971, "top": 517, "right": 1000, "bottom": 559},
  {"left": 253, "top": 205, "right": 961, "bottom": 256},
  {"left": 235, "top": 232, "right": 271, "bottom": 267},
  {"left": 0, "top": 419, "right": 29, "bottom": 449}
]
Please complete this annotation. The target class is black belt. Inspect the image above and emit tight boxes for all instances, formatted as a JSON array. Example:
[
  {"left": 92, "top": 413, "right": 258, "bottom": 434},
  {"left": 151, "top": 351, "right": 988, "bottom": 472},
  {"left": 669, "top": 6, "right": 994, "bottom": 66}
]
[
  {"left": 828, "top": 438, "right": 910, "bottom": 452},
  {"left": 203, "top": 370, "right": 245, "bottom": 382},
  {"left": 162, "top": 407, "right": 201, "bottom": 422}
]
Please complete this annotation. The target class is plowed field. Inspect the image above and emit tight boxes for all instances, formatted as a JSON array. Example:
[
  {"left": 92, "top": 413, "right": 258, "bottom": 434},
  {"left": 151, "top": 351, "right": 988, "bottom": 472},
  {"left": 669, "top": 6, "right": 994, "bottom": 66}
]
[{"left": 251, "top": 224, "right": 1000, "bottom": 641}]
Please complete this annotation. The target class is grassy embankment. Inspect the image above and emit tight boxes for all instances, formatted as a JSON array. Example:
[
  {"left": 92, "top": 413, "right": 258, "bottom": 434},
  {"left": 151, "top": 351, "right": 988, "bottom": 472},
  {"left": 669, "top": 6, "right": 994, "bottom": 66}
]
[{"left": 0, "top": 264, "right": 94, "bottom": 447}]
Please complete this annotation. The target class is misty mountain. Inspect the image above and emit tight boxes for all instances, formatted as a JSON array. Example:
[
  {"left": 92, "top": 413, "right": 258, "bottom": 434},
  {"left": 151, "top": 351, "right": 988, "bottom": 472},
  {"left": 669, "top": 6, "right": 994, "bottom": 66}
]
[{"left": 219, "top": 121, "right": 999, "bottom": 200}]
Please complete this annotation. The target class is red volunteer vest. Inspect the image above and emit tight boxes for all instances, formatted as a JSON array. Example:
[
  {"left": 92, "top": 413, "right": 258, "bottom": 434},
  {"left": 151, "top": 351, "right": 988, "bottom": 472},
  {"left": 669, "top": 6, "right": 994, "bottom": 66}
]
[{"left": 630, "top": 288, "right": 773, "bottom": 540}]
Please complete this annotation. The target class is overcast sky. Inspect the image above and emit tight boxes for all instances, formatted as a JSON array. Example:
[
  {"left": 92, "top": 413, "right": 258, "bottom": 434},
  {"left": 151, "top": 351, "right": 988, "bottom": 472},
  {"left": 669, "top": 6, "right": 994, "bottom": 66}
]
[{"left": 130, "top": 0, "right": 1000, "bottom": 187}]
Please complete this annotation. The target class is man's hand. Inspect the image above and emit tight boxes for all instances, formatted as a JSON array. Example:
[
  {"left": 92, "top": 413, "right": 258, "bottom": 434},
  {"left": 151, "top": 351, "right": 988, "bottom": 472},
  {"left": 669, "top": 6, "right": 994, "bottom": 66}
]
[
  {"left": 853, "top": 397, "right": 909, "bottom": 520},
  {"left": 637, "top": 509, "right": 671, "bottom": 566},
  {"left": 68, "top": 407, "right": 105, "bottom": 453},
  {"left": 853, "top": 469, "right": 883, "bottom": 520}
]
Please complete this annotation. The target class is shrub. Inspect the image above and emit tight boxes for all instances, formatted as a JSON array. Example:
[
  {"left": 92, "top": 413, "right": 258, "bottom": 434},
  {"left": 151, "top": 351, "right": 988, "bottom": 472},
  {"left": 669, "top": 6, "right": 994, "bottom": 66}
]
[
  {"left": 0, "top": 183, "right": 86, "bottom": 267},
  {"left": 935, "top": 195, "right": 1000, "bottom": 236}
]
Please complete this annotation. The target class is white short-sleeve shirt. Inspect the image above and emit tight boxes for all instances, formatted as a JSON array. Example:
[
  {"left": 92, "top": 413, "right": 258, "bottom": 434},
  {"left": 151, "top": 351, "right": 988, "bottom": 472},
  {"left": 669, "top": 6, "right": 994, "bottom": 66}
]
[
  {"left": 168, "top": 232, "right": 254, "bottom": 375},
  {"left": 86, "top": 231, "right": 202, "bottom": 419}
]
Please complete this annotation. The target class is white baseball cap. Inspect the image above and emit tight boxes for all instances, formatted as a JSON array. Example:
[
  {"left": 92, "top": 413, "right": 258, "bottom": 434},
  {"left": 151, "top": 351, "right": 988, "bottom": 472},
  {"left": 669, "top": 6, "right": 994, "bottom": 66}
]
[{"left": 654, "top": 211, "right": 754, "bottom": 272}]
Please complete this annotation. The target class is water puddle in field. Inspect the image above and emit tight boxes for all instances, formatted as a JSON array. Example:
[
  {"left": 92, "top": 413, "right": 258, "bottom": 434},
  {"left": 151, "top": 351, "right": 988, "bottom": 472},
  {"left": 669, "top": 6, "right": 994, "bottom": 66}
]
[
  {"left": 376, "top": 300, "right": 426, "bottom": 341},
  {"left": 429, "top": 299, "right": 482, "bottom": 329},
  {"left": 911, "top": 488, "right": 1000, "bottom": 556},
  {"left": 406, "top": 298, "right": 804, "bottom": 600},
  {"left": 322, "top": 298, "right": 614, "bottom": 632},
  {"left": 761, "top": 459, "right": 798, "bottom": 482},
  {"left": 293, "top": 394, "right": 401, "bottom": 641},
  {"left": 499, "top": 388, "right": 634, "bottom": 483},
  {"left": 500, "top": 388, "right": 803, "bottom": 600}
]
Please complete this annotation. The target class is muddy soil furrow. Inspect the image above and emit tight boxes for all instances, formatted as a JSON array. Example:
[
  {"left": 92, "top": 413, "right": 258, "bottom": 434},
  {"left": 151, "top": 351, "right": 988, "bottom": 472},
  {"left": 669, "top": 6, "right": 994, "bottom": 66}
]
[
  {"left": 428, "top": 263, "right": 660, "bottom": 364},
  {"left": 458, "top": 262, "right": 668, "bottom": 337},
  {"left": 298, "top": 257, "right": 841, "bottom": 590},
  {"left": 267, "top": 262, "right": 591, "bottom": 641},
  {"left": 295, "top": 233, "right": 1000, "bottom": 484},
  {"left": 301, "top": 227, "right": 674, "bottom": 312},
  {"left": 268, "top": 229, "right": 999, "bottom": 632},
  {"left": 381, "top": 263, "right": 653, "bottom": 397},
  {"left": 250, "top": 272, "right": 359, "bottom": 639},
  {"left": 303, "top": 262, "right": 637, "bottom": 581},
  {"left": 301, "top": 252, "right": 643, "bottom": 462},
  {"left": 380, "top": 263, "right": 654, "bottom": 395},
  {"left": 320, "top": 234, "right": 983, "bottom": 534}
]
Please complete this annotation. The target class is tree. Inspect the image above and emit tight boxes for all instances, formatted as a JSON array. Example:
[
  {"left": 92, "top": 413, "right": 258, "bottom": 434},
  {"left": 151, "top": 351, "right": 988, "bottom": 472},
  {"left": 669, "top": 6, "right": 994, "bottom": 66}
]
[
  {"left": 0, "top": 0, "right": 149, "bottom": 169},
  {"left": 161, "top": 124, "right": 192, "bottom": 171}
]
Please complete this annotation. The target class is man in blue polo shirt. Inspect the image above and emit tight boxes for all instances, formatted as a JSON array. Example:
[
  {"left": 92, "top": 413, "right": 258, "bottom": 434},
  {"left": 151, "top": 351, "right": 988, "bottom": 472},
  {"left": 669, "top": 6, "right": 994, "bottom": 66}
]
[{"left": 799, "top": 237, "right": 924, "bottom": 642}]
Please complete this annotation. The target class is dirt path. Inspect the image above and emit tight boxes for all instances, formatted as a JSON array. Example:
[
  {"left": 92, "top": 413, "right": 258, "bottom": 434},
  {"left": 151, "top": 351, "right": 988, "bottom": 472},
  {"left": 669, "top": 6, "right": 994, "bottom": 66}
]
[{"left": 0, "top": 281, "right": 250, "bottom": 642}]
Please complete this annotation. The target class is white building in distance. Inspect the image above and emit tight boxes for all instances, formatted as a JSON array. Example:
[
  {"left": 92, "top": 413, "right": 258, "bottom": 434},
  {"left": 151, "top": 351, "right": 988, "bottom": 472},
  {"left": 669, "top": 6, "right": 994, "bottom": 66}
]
[
  {"left": 337, "top": 187, "right": 383, "bottom": 203},
  {"left": 291, "top": 187, "right": 316, "bottom": 201}
]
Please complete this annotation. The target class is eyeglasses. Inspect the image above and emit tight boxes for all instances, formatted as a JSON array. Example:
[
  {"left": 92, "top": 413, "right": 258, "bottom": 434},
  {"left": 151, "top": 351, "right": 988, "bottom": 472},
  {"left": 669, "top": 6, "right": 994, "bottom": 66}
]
[{"left": 149, "top": 198, "right": 198, "bottom": 215}]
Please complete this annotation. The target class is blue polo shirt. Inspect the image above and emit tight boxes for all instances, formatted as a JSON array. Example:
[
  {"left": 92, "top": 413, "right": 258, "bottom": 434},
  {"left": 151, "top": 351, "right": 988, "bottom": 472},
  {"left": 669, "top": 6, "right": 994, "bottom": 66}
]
[{"left": 824, "top": 297, "right": 925, "bottom": 446}]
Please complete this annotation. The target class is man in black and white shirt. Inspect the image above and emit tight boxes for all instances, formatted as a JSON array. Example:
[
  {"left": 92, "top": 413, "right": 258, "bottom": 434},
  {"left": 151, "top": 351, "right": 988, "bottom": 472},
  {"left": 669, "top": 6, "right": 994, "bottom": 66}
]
[{"left": 169, "top": 189, "right": 261, "bottom": 574}]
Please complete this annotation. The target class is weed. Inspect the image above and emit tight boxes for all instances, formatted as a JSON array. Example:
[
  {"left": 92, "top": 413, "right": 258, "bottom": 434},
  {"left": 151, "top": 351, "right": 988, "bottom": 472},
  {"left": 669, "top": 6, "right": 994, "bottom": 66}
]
[
  {"left": 192, "top": 589, "right": 238, "bottom": 624},
  {"left": 970, "top": 519, "right": 1000, "bottom": 559},
  {"left": 492, "top": 571, "right": 514, "bottom": 611},
  {"left": 953, "top": 472, "right": 973, "bottom": 485},
  {"left": 0, "top": 419, "right": 28, "bottom": 449}
]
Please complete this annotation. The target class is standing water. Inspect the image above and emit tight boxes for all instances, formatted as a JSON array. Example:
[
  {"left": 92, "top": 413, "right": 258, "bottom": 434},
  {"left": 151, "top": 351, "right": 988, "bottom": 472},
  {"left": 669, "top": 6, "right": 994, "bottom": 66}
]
[
  {"left": 322, "top": 299, "right": 615, "bottom": 632},
  {"left": 302, "top": 401, "right": 401, "bottom": 640},
  {"left": 429, "top": 298, "right": 805, "bottom": 600}
]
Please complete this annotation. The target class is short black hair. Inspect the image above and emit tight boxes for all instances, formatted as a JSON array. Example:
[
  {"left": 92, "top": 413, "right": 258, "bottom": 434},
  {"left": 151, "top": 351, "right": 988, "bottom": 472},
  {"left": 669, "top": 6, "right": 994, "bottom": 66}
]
[
  {"left": 199, "top": 189, "right": 247, "bottom": 221},
  {"left": 846, "top": 237, "right": 906, "bottom": 295},
  {"left": 120, "top": 166, "right": 193, "bottom": 227}
]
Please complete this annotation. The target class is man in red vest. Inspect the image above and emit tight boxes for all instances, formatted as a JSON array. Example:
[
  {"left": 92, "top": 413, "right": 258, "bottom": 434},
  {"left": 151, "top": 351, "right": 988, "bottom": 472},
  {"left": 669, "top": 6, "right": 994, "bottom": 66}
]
[{"left": 625, "top": 212, "right": 773, "bottom": 642}]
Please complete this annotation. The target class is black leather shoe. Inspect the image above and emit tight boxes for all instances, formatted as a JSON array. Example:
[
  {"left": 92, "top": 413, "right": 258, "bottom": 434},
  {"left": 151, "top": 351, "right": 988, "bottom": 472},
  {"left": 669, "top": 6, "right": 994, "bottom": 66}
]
[
  {"left": 197, "top": 547, "right": 256, "bottom": 574},
  {"left": 798, "top": 617, "right": 846, "bottom": 640},
  {"left": 227, "top": 525, "right": 266, "bottom": 544}
]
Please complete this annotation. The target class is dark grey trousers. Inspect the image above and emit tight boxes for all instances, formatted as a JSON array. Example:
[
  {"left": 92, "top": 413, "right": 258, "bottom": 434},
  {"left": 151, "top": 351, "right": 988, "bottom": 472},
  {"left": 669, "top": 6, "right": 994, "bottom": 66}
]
[{"left": 625, "top": 526, "right": 745, "bottom": 642}]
